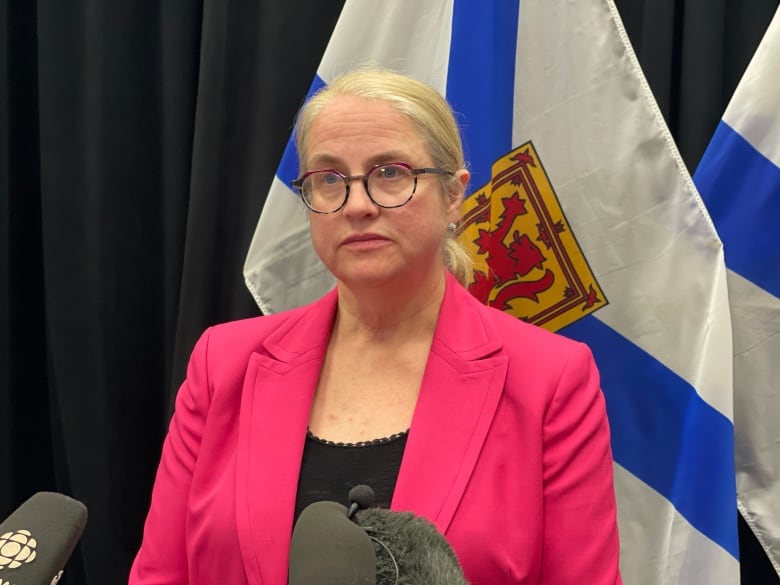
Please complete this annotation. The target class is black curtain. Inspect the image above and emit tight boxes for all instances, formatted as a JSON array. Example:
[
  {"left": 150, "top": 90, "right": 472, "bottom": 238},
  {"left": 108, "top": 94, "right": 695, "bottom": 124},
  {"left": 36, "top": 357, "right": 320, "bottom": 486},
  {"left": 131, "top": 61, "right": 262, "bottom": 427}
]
[{"left": 1, "top": 1, "right": 777, "bottom": 583}]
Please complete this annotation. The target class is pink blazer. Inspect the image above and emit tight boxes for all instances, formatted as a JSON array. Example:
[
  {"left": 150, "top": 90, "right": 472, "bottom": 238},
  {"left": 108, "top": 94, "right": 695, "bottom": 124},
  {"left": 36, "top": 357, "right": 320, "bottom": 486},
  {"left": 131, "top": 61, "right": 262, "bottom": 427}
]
[{"left": 129, "top": 274, "right": 622, "bottom": 584}]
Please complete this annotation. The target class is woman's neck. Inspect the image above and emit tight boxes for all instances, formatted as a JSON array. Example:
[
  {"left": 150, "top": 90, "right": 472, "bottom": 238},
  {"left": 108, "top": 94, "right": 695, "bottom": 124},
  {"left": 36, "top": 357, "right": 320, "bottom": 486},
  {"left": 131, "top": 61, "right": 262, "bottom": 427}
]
[{"left": 333, "top": 269, "right": 448, "bottom": 341}]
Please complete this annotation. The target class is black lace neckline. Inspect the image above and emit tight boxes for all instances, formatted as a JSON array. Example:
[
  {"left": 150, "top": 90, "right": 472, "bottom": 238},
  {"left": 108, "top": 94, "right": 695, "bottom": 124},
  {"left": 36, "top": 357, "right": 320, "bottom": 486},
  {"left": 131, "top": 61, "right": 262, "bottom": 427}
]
[{"left": 305, "top": 428, "right": 409, "bottom": 448}]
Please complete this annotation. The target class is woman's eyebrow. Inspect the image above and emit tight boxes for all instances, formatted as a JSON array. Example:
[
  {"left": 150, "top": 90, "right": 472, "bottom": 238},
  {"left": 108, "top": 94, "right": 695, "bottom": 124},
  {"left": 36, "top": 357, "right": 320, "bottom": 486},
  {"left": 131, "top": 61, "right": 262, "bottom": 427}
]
[
  {"left": 307, "top": 150, "right": 415, "bottom": 170},
  {"left": 306, "top": 153, "right": 343, "bottom": 169},
  {"left": 364, "top": 151, "right": 415, "bottom": 166}
]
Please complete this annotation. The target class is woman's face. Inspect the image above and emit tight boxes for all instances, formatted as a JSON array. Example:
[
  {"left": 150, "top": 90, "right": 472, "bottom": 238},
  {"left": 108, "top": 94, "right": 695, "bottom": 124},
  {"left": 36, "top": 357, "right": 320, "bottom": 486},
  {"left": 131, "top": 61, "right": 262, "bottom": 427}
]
[{"left": 303, "top": 95, "right": 467, "bottom": 291}]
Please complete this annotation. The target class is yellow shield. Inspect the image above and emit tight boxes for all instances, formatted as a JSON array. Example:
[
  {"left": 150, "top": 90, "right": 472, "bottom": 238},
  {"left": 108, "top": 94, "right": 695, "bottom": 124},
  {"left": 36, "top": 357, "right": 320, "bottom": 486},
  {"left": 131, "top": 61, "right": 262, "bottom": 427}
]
[{"left": 459, "top": 142, "right": 606, "bottom": 332}]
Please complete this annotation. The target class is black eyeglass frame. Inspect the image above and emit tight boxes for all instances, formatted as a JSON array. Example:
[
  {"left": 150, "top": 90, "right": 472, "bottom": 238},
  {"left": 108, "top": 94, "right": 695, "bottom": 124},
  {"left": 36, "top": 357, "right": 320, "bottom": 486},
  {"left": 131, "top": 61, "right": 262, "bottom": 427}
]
[{"left": 291, "top": 162, "right": 452, "bottom": 214}]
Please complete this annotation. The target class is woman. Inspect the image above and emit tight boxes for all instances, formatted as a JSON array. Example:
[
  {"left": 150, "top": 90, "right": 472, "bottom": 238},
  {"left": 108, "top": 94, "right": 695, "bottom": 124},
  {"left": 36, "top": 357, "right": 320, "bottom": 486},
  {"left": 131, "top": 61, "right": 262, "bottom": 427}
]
[{"left": 129, "top": 69, "right": 622, "bottom": 584}]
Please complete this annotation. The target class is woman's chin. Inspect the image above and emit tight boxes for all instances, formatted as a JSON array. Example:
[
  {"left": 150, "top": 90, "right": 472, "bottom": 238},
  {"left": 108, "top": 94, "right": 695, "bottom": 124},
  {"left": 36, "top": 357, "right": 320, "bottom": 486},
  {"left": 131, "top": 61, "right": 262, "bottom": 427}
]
[
  {"left": 324, "top": 251, "right": 444, "bottom": 293},
  {"left": 337, "top": 271, "right": 400, "bottom": 290},
  {"left": 329, "top": 262, "right": 407, "bottom": 291}
]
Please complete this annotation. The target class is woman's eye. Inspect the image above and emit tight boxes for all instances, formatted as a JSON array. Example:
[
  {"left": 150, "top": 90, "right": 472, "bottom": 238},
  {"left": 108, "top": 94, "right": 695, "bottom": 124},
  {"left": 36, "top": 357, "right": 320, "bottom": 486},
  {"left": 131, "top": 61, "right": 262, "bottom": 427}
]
[
  {"left": 378, "top": 166, "right": 400, "bottom": 179},
  {"left": 321, "top": 172, "right": 341, "bottom": 185}
]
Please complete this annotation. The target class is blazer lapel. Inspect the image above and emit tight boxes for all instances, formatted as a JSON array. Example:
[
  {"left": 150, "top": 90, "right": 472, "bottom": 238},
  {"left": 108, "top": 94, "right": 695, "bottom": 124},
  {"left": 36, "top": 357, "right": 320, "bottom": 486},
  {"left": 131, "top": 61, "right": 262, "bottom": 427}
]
[
  {"left": 392, "top": 275, "right": 508, "bottom": 534},
  {"left": 235, "top": 291, "right": 337, "bottom": 585}
]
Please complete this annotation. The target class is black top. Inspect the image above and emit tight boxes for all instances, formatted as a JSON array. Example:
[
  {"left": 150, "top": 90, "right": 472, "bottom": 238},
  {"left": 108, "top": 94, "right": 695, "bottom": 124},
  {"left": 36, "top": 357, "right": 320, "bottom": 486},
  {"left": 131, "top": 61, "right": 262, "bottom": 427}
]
[{"left": 293, "top": 429, "right": 409, "bottom": 522}]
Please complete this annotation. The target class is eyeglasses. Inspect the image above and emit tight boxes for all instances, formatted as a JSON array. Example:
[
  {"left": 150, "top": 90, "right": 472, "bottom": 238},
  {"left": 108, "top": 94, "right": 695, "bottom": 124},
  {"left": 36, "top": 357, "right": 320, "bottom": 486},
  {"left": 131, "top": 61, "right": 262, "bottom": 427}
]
[{"left": 291, "top": 162, "right": 452, "bottom": 214}]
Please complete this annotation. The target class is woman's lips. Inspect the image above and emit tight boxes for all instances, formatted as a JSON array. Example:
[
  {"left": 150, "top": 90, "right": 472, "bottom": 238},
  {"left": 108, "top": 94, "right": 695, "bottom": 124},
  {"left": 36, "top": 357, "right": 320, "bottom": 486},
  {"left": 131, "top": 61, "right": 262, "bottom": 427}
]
[{"left": 341, "top": 233, "right": 391, "bottom": 249}]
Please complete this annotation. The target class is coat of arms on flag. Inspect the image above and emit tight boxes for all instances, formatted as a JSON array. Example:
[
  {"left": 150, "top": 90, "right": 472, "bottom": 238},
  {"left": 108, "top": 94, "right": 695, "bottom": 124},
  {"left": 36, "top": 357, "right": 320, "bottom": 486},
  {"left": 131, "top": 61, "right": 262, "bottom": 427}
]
[{"left": 460, "top": 142, "right": 606, "bottom": 331}]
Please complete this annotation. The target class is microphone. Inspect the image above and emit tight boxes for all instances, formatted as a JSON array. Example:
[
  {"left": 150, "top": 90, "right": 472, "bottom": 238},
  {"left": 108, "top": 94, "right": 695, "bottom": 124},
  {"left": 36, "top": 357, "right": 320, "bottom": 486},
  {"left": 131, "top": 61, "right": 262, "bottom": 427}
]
[
  {"left": 289, "top": 486, "right": 469, "bottom": 585},
  {"left": 354, "top": 507, "right": 469, "bottom": 585},
  {"left": 0, "top": 492, "right": 88, "bottom": 585},
  {"left": 289, "top": 501, "right": 376, "bottom": 585},
  {"left": 347, "top": 485, "right": 375, "bottom": 519}
]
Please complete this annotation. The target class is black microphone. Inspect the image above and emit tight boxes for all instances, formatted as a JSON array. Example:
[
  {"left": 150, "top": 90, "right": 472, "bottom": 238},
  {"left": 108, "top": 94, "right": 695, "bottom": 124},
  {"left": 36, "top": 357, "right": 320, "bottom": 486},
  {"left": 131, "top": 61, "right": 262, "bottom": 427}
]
[
  {"left": 289, "top": 486, "right": 469, "bottom": 584},
  {"left": 0, "top": 492, "right": 88, "bottom": 585},
  {"left": 289, "top": 500, "right": 376, "bottom": 585},
  {"left": 347, "top": 485, "right": 375, "bottom": 519}
]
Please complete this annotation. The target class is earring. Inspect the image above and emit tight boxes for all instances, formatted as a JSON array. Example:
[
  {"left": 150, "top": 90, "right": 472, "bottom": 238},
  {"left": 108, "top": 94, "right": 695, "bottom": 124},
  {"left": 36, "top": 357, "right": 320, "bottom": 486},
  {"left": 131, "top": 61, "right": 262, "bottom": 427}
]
[{"left": 447, "top": 222, "right": 457, "bottom": 233}]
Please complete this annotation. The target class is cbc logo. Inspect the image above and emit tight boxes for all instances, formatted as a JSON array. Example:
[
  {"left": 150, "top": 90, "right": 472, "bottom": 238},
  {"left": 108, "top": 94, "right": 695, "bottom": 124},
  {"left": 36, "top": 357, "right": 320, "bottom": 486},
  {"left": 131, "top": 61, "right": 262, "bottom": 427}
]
[{"left": 0, "top": 530, "right": 37, "bottom": 569}]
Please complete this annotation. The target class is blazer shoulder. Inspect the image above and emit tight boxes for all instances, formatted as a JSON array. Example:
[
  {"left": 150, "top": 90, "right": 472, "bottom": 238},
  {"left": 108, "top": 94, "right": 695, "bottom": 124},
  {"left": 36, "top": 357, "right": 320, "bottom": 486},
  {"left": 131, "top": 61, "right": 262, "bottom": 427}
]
[
  {"left": 439, "top": 276, "right": 590, "bottom": 366},
  {"left": 203, "top": 303, "right": 318, "bottom": 356},
  {"left": 478, "top": 300, "right": 593, "bottom": 364}
]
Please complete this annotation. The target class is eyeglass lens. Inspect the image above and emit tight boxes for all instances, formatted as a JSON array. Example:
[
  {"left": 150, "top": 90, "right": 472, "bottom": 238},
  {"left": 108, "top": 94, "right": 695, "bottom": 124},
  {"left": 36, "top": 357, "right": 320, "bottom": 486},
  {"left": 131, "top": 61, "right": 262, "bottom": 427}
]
[{"left": 302, "top": 164, "right": 414, "bottom": 212}]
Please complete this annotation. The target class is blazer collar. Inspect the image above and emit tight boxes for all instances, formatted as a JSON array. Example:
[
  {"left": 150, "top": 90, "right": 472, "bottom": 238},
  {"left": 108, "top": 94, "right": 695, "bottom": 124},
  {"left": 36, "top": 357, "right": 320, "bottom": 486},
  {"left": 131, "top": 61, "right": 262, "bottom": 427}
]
[
  {"left": 430, "top": 271, "right": 504, "bottom": 359},
  {"left": 261, "top": 287, "right": 339, "bottom": 363},
  {"left": 263, "top": 272, "right": 504, "bottom": 361}
]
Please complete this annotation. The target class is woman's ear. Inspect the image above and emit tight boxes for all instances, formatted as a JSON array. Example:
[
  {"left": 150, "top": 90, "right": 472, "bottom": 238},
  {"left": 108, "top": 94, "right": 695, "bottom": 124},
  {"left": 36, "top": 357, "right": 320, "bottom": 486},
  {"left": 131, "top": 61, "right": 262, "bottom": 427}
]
[
  {"left": 455, "top": 168, "right": 470, "bottom": 193},
  {"left": 447, "top": 169, "right": 471, "bottom": 220}
]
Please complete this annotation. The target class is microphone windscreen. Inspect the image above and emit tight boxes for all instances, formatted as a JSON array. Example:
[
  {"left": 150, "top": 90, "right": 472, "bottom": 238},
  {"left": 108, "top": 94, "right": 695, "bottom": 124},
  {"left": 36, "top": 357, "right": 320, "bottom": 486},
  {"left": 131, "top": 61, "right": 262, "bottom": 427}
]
[
  {"left": 355, "top": 508, "right": 469, "bottom": 585},
  {"left": 0, "top": 491, "right": 88, "bottom": 585},
  {"left": 348, "top": 485, "right": 375, "bottom": 511},
  {"left": 289, "top": 501, "right": 376, "bottom": 585}
]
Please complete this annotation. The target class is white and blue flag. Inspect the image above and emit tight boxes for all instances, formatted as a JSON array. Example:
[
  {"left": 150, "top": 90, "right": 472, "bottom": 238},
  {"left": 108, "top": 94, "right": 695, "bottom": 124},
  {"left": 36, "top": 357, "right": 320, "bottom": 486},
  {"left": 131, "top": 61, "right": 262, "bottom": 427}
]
[
  {"left": 694, "top": 6, "right": 780, "bottom": 577},
  {"left": 244, "top": 1, "right": 739, "bottom": 583}
]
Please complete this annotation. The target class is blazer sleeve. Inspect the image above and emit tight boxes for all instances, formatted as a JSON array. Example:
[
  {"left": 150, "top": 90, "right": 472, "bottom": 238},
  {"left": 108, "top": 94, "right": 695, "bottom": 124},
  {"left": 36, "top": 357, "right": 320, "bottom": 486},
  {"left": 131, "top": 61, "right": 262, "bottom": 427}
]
[
  {"left": 541, "top": 341, "right": 622, "bottom": 584},
  {"left": 128, "top": 328, "right": 214, "bottom": 585}
]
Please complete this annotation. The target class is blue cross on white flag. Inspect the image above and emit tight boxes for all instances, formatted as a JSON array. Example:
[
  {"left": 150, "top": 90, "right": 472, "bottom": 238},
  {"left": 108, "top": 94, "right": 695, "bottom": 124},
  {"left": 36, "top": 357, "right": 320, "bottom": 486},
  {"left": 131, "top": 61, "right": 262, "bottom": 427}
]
[
  {"left": 694, "top": 6, "right": 780, "bottom": 578},
  {"left": 243, "top": 1, "right": 740, "bottom": 583}
]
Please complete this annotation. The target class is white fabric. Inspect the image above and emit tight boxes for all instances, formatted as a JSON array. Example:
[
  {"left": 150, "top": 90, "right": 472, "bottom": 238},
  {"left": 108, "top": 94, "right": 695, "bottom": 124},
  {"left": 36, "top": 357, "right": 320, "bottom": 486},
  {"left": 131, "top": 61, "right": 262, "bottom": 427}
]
[
  {"left": 614, "top": 465, "right": 740, "bottom": 585},
  {"left": 696, "top": 7, "right": 780, "bottom": 574}
]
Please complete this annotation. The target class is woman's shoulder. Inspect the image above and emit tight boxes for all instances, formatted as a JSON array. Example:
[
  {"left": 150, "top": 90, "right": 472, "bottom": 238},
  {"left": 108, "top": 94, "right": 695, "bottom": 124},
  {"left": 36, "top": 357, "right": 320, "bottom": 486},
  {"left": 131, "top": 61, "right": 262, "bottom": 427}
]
[
  {"left": 441, "top": 277, "right": 592, "bottom": 371},
  {"left": 487, "top": 307, "right": 592, "bottom": 377},
  {"left": 483, "top": 301, "right": 580, "bottom": 347},
  {"left": 180, "top": 295, "right": 335, "bottom": 402},
  {"left": 452, "top": 283, "right": 585, "bottom": 354},
  {"left": 203, "top": 297, "right": 325, "bottom": 357},
  {"left": 208, "top": 303, "right": 305, "bottom": 337}
]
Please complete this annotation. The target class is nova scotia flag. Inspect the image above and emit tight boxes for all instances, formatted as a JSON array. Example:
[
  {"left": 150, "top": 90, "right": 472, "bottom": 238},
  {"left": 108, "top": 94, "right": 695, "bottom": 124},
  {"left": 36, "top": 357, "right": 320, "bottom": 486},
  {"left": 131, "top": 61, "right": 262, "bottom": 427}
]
[
  {"left": 694, "top": 6, "right": 780, "bottom": 578},
  {"left": 244, "top": 1, "right": 739, "bottom": 582}
]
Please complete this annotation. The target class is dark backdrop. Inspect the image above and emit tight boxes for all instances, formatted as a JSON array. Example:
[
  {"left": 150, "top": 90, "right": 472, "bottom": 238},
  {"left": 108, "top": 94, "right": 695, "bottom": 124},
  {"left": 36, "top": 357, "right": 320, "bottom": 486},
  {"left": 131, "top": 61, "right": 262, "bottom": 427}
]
[{"left": 1, "top": 1, "right": 778, "bottom": 583}]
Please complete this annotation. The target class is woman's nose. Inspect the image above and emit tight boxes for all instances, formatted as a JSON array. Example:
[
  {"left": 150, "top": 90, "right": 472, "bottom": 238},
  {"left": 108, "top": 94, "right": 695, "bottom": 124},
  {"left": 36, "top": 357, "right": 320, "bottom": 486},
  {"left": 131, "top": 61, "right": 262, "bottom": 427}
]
[{"left": 342, "top": 179, "right": 379, "bottom": 217}]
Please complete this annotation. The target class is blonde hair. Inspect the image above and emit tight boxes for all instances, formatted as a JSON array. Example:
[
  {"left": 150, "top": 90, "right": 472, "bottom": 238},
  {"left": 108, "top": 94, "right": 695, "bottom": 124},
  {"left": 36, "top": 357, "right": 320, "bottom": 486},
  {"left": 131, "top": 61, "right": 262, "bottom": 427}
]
[{"left": 295, "top": 68, "right": 474, "bottom": 286}]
